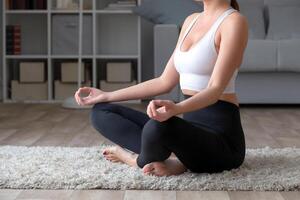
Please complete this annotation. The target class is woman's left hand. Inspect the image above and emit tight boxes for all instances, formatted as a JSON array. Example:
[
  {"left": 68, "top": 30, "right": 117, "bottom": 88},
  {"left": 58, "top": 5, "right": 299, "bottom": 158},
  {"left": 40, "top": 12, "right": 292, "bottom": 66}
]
[{"left": 147, "top": 99, "right": 179, "bottom": 122}]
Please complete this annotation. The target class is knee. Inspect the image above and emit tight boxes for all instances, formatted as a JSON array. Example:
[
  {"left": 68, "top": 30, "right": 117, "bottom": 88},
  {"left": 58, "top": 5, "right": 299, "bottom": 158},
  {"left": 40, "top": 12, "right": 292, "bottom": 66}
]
[
  {"left": 142, "top": 119, "right": 170, "bottom": 141},
  {"left": 90, "top": 102, "right": 114, "bottom": 128}
]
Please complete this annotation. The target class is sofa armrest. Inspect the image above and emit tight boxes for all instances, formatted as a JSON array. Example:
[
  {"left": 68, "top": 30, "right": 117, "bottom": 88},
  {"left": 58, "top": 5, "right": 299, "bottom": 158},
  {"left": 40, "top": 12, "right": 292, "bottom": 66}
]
[
  {"left": 153, "top": 24, "right": 181, "bottom": 102},
  {"left": 154, "top": 24, "right": 179, "bottom": 72}
]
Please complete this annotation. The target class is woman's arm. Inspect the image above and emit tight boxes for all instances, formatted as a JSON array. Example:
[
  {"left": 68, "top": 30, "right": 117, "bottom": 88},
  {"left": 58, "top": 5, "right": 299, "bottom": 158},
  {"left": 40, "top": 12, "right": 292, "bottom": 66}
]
[
  {"left": 174, "top": 13, "right": 249, "bottom": 115},
  {"left": 106, "top": 77, "right": 172, "bottom": 102}
]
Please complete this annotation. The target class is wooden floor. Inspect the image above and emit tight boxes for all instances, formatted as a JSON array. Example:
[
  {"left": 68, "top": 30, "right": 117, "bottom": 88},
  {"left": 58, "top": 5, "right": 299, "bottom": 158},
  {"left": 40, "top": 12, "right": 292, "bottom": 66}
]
[{"left": 0, "top": 102, "right": 299, "bottom": 200}]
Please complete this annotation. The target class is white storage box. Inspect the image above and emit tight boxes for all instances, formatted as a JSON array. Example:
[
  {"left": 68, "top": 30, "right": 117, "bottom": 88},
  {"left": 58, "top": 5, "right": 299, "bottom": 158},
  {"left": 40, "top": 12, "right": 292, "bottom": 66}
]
[
  {"left": 54, "top": 80, "right": 91, "bottom": 100},
  {"left": 61, "top": 62, "right": 85, "bottom": 83},
  {"left": 106, "top": 62, "right": 132, "bottom": 82},
  {"left": 100, "top": 80, "right": 137, "bottom": 92},
  {"left": 11, "top": 80, "right": 48, "bottom": 100},
  {"left": 19, "top": 62, "right": 45, "bottom": 83}
]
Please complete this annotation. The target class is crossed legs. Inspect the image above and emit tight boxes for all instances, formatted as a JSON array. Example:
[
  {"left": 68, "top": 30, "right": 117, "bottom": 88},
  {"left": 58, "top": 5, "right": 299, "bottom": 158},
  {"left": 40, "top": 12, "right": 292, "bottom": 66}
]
[{"left": 90, "top": 101, "right": 232, "bottom": 176}]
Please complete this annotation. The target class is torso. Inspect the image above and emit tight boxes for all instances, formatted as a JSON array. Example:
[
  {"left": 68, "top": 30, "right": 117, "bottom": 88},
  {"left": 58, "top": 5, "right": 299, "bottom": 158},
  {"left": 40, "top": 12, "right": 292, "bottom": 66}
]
[{"left": 180, "top": 11, "right": 240, "bottom": 108}]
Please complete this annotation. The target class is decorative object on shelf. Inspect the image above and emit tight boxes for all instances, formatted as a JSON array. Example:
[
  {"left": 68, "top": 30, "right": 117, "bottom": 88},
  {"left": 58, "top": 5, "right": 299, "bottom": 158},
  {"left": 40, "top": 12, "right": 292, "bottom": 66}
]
[
  {"left": 61, "top": 62, "right": 85, "bottom": 83},
  {"left": 106, "top": 62, "right": 133, "bottom": 82},
  {"left": 6, "top": 25, "right": 21, "bottom": 55},
  {"left": 11, "top": 80, "right": 48, "bottom": 100},
  {"left": 19, "top": 62, "right": 45, "bottom": 83},
  {"left": 54, "top": 0, "right": 79, "bottom": 10},
  {"left": 132, "top": 0, "right": 203, "bottom": 27},
  {"left": 7, "top": 0, "right": 47, "bottom": 10}
]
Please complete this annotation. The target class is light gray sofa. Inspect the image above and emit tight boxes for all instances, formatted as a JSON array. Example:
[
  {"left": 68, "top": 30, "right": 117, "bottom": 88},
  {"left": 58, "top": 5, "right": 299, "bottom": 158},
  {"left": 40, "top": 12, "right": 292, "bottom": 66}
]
[{"left": 153, "top": 0, "right": 300, "bottom": 104}]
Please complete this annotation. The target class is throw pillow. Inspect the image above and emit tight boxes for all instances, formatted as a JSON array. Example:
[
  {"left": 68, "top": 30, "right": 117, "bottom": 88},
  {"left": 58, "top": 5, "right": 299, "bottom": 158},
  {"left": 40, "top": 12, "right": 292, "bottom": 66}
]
[
  {"left": 238, "top": 3, "right": 266, "bottom": 39},
  {"left": 266, "top": 5, "right": 300, "bottom": 40}
]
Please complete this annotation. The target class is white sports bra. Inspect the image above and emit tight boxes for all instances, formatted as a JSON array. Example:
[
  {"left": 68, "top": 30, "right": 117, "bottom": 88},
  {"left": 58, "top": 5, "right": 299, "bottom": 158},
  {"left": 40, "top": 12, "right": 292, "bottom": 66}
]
[{"left": 174, "top": 7, "right": 238, "bottom": 94}]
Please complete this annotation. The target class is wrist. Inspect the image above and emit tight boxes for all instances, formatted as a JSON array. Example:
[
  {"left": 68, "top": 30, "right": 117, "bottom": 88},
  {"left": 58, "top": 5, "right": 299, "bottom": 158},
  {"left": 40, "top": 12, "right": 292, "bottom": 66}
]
[
  {"left": 104, "top": 92, "right": 112, "bottom": 102},
  {"left": 174, "top": 102, "right": 184, "bottom": 116}
]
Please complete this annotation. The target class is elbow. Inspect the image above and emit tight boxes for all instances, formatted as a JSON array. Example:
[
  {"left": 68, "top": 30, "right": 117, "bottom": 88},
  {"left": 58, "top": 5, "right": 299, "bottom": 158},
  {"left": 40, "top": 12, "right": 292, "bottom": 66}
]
[{"left": 207, "top": 85, "right": 224, "bottom": 104}]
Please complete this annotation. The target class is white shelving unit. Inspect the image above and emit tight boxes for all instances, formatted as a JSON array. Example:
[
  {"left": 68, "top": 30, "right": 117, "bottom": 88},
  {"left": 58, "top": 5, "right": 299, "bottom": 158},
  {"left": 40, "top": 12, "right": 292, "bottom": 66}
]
[{"left": 2, "top": 0, "right": 152, "bottom": 104}]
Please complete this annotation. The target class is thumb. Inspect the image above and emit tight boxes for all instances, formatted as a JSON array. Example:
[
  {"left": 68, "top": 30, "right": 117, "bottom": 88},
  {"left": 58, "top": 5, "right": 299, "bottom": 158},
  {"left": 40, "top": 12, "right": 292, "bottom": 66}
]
[
  {"left": 153, "top": 100, "right": 168, "bottom": 107},
  {"left": 82, "top": 97, "right": 96, "bottom": 105}
]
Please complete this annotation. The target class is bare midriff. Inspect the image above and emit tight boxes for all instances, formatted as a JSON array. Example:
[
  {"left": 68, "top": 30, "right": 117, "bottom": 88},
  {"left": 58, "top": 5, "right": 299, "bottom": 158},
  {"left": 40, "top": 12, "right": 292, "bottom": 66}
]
[{"left": 182, "top": 88, "right": 239, "bottom": 107}]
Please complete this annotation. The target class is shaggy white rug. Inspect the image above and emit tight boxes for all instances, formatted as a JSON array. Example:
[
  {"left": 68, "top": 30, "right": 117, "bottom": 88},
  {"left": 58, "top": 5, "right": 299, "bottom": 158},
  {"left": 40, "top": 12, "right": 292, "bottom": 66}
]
[{"left": 0, "top": 144, "right": 299, "bottom": 191}]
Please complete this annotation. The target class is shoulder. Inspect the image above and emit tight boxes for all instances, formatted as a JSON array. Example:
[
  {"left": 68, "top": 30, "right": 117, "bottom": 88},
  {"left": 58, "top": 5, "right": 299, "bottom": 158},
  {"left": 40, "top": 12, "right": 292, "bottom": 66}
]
[
  {"left": 181, "top": 12, "right": 201, "bottom": 30},
  {"left": 219, "top": 11, "right": 249, "bottom": 52},
  {"left": 222, "top": 11, "right": 248, "bottom": 33}
]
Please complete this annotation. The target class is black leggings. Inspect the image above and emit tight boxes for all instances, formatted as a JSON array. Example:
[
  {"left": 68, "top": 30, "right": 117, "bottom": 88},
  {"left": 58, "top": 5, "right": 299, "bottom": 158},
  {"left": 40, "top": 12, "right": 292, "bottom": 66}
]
[{"left": 90, "top": 95, "right": 246, "bottom": 173}]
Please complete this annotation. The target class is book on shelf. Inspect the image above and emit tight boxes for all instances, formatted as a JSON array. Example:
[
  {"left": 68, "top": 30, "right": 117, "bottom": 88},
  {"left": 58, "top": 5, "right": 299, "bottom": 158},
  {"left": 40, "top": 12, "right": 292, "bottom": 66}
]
[
  {"left": 6, "top": 25, "right": 21, "bottom": 55},
  {"left": 6, "top": 0, "right": 47, "bottom": 10}
]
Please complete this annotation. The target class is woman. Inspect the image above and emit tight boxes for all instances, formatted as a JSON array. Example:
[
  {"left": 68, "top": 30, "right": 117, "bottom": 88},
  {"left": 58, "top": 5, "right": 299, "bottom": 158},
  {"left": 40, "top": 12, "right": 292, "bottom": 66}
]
[{"left": 75, "top": 0, "right": 248, "bottom": 177}]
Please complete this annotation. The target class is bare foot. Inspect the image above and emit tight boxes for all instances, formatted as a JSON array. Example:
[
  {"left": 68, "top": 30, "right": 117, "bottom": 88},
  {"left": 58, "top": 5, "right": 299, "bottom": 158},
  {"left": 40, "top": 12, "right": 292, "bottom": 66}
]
[
  {"left": 142, "top": 157, "right": 188, "bottom": 177},
  {"left": 102, "top": 145, "right": 138, "bottom": 168}
]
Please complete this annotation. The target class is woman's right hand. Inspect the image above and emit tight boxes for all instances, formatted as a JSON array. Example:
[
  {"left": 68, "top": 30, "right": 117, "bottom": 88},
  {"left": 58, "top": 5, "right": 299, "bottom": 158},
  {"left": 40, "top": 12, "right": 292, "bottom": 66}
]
[{"left": 74, "top": 87, "right": 110, "bottom": 106}]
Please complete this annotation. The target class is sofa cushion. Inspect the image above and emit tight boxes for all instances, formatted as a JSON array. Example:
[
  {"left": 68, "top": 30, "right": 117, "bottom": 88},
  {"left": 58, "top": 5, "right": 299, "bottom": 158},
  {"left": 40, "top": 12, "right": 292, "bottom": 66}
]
[
  {"left": 238, "top": 0, "right": 265, "bottom": 39},
  {"left": 132, "top": 0, "right": 203, "bottom": 27},
  {"left": 239, "top": 40, "right": 277, "bottom": 72},
  {"left": 239, "top": 5, "right": 265, "bottom": 39},
  {"left": 266, "top": 5, "right": 300, "bottom": 40},
  {"left": 278, "top": 39, "right": 300, "bottom": 72}
]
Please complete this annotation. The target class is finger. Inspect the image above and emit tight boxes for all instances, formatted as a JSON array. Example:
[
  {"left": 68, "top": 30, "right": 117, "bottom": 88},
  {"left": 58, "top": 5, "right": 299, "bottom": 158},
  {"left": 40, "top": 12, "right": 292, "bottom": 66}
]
[
  {"left": 150, "top": 101, "right": 158, "bottom": 117},
  {"left": 75, "top": 91, "right": 81, "bottom": 105},
  {"left": 76, "top": 91, "right": 83, "bottom": 105},
  {"left": 147, "top": 103, "right": 153, "bottom": 118},
  {"left": 77, "top": 92, "right": 85, "bottom": 106},
  {"left": 78, "top": 87, "right": 91, "bottom": 97},
  {"left": 75, "top": 88, "right": 85, "bottom": 106},
  {"left": 81, "top": 98, "right": 95, "bottom": 106},
  {"left": 150, "top": 101, "right": 158, "bottom": 119}
]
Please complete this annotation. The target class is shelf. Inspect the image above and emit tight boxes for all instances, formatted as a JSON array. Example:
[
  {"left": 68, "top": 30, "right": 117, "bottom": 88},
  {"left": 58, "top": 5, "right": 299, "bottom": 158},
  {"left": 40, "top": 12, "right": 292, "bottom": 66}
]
[
  {"left": 95, "top": 10, "right": 134, "bottom": 14},
  {"left": 51, "top": 55, "right": 81, "bottom": 59},
  {"left": 95, "top": 55, "right": 139, "bottom": 59},
  {"left": 2, "top": 0, "right": 148, "bottom": 104},
  {"left": 50, "top": 10, "right": 79, "bottom": 13},
  {"left": 6, "top": 55, "right": 48, "bottom": 59},
  {"left": 5, "top": 10, "right": 48, "bottom": 14},
  {"left": 6, "top": 14, "right": 48, "bottom": 55},
  {"left": 5, "top": 10, "right": 134, "bottom": 14}
]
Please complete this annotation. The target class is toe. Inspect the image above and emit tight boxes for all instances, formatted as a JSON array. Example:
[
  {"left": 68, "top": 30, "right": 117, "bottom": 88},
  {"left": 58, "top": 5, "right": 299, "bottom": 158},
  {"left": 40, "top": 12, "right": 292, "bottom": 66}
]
[{"left": 143, "top": 163, "right": 155, "bottom": 173}]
